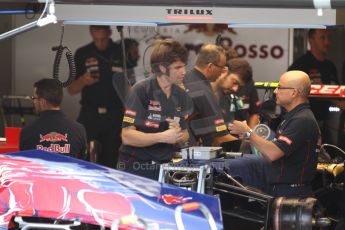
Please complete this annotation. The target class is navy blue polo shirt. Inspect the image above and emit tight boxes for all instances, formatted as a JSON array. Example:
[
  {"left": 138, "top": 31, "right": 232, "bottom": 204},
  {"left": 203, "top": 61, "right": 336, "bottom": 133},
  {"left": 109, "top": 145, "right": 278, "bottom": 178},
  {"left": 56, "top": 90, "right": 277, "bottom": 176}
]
[
  {"left": 20, "top": 110, "right": 87, "bottom": 158},
  {"left": 234, "top": 81, "right": 261, "bottom": 121},
  {"left": 74, "top": 40, "right": 123, "bottom": 109},
  {"left": 269, "top": 103, "right": 320, "bottom": 185},
  {"left": 119, "top": 76, "right": 193, "bottom": 162},
  {"left": 288, "top": 51, "right": 338, "bottom": 121},
  {"left": 184, "top": 68, "right": 229, "bottom": 146}
]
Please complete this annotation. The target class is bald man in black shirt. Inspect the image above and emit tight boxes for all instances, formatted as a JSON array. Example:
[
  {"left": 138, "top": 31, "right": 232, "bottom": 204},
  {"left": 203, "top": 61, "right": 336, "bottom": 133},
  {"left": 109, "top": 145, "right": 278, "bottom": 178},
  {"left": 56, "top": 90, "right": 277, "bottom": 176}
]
[{"left": 229, "top": 71, "right": 321, "bottom": 197}]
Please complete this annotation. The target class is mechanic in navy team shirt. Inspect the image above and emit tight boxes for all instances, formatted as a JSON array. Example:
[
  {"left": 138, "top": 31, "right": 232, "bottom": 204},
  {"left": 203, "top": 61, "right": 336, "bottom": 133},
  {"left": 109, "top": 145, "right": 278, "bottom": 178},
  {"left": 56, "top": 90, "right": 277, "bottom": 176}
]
[
  {"left": 20, "top": 79, "right": 87, "bottom": 158},
  {"left": 229, "top": 71, "right": 321, "bottom": 197},
  {"left": 184, "top": 43, "right": 237, "bottom": 147},
  {"left": 118, "top": 39, "right": 193, "bottom": 180},
  {"left": 68, "top": 25, "right": 124, "bottom": 168}
]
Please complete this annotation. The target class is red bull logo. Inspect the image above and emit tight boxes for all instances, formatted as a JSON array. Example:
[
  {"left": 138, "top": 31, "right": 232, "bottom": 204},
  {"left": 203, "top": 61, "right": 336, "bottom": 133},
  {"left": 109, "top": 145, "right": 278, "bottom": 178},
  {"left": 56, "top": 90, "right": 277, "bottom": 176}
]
[
  {"left": 161, "top": 194, "right": 192, "bottom": 205},
  {"left": 40, "top": 132, "right": 68, "bottom": 142},
  {"left": 36, "top": 144, "right": 71, "bottom": 154}
]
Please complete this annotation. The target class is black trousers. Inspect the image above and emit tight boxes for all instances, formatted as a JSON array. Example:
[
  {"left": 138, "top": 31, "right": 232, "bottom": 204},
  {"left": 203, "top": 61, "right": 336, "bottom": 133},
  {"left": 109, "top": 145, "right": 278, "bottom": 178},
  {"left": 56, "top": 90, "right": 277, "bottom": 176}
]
[
  {"left": 268, "top": 184, "right": 313, "bottom": 197},
  {"left": 78, "top": 106, "right": 123, "bottom": 169}
]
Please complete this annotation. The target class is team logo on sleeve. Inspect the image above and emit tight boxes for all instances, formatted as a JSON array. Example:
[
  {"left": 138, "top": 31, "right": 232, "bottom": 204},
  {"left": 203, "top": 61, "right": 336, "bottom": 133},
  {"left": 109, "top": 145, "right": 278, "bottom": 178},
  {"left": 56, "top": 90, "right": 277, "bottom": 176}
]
[
  {"left": 123, "top": 116, "right": 135, "bottom": 123},
  {"left": 125, "top": 109, "right": 137, "bottom": 116},
  {"left": 216, "top": 125, "right": 227, "bottom": 132},
  {"left": 214, "top": 119, "right": 226, "bottom": 132},
  {"left": 214, "top": 119, "right": 225, "bottom": 125},
  {"left": 278, "top": 135, "right": 292, "bottom": 145}
]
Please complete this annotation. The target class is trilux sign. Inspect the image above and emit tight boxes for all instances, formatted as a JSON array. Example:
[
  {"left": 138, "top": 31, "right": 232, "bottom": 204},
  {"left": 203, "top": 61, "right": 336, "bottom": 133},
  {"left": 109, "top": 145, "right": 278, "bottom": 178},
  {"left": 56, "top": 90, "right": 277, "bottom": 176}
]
[{"left": 166, "top": 9, "right": 213, "bottom": 15}]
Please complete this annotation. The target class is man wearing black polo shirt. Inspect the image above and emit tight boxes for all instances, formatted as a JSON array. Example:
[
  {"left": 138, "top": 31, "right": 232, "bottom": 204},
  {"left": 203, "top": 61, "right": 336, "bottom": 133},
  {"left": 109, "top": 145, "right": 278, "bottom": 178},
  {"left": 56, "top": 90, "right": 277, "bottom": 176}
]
[
  {"left": 20, "top": 79, "right": 87, "bottom": 158},
  {"left": 184, "top": 43, "right": 237, "bottom": 146},
  {"left": 68, "top": 25, "right": 123, "bottom": 168},
  {"left": 118, "top": 39, "right": 192, "bottom": 180},
  {"left": 230, "top": 58, "right": 261, "bottom": 130},
  {"left": 211, "top": 58, "right": 255, "bottom": 150},
  {"left": 288, "top": 29, "right": 338, "bottom": 145},
  {"left": 229, "top": 71, "right": 321, "bottom": 197}
]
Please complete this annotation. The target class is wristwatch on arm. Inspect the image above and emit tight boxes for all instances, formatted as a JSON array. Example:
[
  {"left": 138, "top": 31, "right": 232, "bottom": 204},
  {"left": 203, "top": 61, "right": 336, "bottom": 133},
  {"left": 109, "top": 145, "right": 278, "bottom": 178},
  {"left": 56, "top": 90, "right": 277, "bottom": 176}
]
[{"left": 243, "top": 129, "right": 253, "bottom": 140}]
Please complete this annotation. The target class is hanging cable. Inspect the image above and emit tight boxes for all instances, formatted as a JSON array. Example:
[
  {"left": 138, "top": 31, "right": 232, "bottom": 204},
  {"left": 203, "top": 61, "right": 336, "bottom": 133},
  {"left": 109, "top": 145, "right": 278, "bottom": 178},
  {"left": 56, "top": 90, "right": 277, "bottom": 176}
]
[
  {"left": 142, "top": 43, "right": 155, "bottom": 78},
  {"left": 52, "top": 25, "right": 76, "bottom": 87},
  {"left": 38, "top": 0, "right": 49, "bottom": 21},
  {"left": 117, "top": 26, "right": 128, "bottom": 80},
  {"left": 215, "top": 33, "right": 222, "bottom": 46}
]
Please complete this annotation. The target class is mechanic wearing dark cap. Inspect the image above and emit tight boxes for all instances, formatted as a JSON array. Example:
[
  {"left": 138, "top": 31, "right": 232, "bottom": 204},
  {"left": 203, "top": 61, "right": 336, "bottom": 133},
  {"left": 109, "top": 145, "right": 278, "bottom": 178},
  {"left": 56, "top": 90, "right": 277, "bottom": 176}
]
[{"left": 118, "top": 39, "right": 193, "bottom": 180}]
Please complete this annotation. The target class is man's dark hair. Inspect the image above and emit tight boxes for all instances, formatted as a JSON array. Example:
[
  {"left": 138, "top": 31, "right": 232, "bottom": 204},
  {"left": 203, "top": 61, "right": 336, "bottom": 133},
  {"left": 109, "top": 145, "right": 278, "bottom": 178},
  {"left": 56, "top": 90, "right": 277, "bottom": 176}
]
[
  {"left": 124, "top": 38, "right": 139, "bottom": 67},
  {"left": 224, "top": 47, "right": 238, "bottom": 61},
  {"left": 195, "top": 43, "right": 225, "bottom": 68},
  {"left": 308, "top": 29, "right": 316, "bottom": 39},
  {"left": 89, "top": 25, "right": 111, "bottom": 32},
  {"left": 150, "top": 39, "right": 188, "bottom": 75},
  {"left": 124, "top": 38, "right": 139, "bottom": 50},
  {"left": 227, "top": 58, "right": 253, "bottom": 83},
  {"left": 34, "top": 79, "right": 63, "bottom": 107}
]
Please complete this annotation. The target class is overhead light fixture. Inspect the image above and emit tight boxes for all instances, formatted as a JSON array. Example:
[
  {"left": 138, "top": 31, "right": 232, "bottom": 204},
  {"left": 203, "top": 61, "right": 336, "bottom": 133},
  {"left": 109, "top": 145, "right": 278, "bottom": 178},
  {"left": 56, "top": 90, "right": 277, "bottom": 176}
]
[
  {"left": 313, "top": 0, "right": 330, "bottom": 17},
  {"left": 55, "top": 4, "right": 343, "bottom": 27},
  {"left": 0, "top": 10, "right": 34, "bottom": 14},
  {"left": 228, "top": 23, "right": 327, "bottom": 29},
  {"left": 313, "top": 0, "right": 331, "bottom": 9},
  {"left": 62, "top": 20, "right": 158, "bottom": 27}
]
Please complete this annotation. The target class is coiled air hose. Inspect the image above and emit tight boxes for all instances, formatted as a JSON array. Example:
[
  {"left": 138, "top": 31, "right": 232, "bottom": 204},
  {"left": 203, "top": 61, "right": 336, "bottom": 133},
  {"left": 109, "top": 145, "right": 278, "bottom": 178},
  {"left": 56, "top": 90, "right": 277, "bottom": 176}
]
[{"left": 52, "top": 45, "right": 76, "bottom": 88}]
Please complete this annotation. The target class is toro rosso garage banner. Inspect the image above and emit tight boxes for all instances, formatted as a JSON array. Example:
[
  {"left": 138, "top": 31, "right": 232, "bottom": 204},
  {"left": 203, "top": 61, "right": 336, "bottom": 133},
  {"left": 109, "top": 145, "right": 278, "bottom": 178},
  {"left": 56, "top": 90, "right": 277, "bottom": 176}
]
[
  {"left": 0, "top": 150, "right": 223, "bottom": 229},
  {"left": 130, "top": 25, "right": 289, "bottom": 83}
]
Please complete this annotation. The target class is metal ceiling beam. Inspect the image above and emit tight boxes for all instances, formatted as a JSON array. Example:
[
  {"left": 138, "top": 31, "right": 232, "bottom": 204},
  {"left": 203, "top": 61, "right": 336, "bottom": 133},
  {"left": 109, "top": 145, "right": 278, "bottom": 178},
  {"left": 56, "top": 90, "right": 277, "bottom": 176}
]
[
  {"left": 51, "top": 0, "right": 345, "bottom": 9},
  {"left": 2, "top": 0, "right": 345, "bottom": 9},
  {"left": 2, "top": 0, "right": 345, "bottom": 41},
  {"left": 55, "top": 4, "right": 345, "bottom": 27}
]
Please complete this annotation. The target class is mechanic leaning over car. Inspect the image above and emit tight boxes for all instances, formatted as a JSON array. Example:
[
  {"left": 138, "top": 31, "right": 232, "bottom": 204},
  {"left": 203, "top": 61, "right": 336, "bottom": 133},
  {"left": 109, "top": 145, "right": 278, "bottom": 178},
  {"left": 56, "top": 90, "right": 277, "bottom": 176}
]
[
  {"left": 229, "top": 70, "right": 321, "bottom": 197},
  {"left": 117, "top": 39, "right": 193, "bottom": 180},
  {"left": 183, "top": 43, "right": 237, "bottom": 147},
  {"left": 20, "top": 78, "right": 87, "bottom": 159},
  {"left": 211, "top": 57, "right": 259, "bottom": 152}
]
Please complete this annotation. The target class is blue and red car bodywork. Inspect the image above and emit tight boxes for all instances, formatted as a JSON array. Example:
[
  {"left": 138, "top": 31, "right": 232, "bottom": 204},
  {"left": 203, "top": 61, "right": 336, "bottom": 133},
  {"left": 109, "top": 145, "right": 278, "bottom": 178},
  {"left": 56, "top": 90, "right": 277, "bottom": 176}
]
[{"left": 0, "top": 150, "right": 223, "bottom": 229}]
